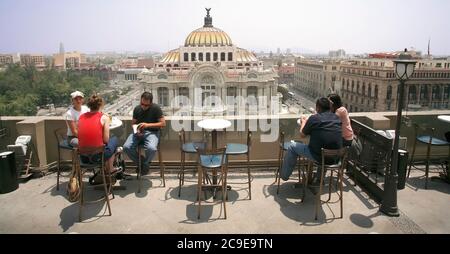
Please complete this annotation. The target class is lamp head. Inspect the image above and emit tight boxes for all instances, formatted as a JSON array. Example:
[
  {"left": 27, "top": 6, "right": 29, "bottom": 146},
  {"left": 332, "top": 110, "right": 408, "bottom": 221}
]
[{"left": 393, "top": 48, "right": 417, "bottom": 81}]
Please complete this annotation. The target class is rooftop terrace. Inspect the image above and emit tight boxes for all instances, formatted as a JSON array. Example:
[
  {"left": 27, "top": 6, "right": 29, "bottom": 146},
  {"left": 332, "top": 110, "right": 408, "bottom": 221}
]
[{"left": 0, "top": 111, "right": 449, "bottom": 233}]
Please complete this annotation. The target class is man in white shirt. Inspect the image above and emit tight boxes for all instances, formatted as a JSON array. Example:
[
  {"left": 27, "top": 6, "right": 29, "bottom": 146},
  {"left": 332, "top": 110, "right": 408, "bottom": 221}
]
[{"left": 65, "top": 91, "right": 89, "bottom": 147}]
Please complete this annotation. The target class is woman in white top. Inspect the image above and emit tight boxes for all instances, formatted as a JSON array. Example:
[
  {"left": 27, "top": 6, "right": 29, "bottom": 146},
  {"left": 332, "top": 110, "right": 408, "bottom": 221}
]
[
  {"left": 65, "top": 91, "right": 89, "bottom": 147},
  {"left": 328, "top": 93, "right": 354, "bottom": 147}
]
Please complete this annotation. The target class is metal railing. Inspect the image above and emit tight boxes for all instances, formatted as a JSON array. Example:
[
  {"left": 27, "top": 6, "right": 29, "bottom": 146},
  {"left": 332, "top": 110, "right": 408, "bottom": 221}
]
[{"left": 347, "top": 119, "right": 393, "bottom": 202}]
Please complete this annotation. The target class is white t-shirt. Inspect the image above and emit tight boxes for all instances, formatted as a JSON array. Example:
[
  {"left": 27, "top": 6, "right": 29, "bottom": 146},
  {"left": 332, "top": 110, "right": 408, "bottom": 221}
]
[{"left": 65, "top": 105, "right": 89, "bottom": 136}]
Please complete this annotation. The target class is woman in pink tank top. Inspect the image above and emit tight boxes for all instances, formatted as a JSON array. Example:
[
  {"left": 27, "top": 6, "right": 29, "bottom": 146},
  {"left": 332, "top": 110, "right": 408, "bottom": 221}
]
[
  {"left": 78, "top": 95, "right": 119, "bottom": 173},
  {"left": 328, "top": 93, "right": 354, "bottom": 147}
]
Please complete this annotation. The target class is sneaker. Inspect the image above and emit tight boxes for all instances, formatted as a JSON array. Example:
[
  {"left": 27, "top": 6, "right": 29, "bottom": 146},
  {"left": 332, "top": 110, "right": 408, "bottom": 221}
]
[{"left": 116, "top": 146, "right": 123, "bottom": 153}]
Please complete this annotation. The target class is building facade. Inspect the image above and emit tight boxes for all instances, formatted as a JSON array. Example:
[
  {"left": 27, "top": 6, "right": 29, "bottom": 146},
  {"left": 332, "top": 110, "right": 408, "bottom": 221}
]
[
  {"left": 340, "top": 55, "right": 450, "bottom": 112},
  {"left": 294, "top": 58, "right": 341, "bottom": 98},
  {"left": 20, "top": 54, "right": 46, "bottom": 68},
  {"left": 278, "top": 64, "right": 295, "bottom": 85},
  {"left": 53, "top": 51, "right": 86, "bottom": 70},
  {"left": 140, "top": 10, "right": 278, "bottom": 116},
  {"left": 0, "top": 54, "right": 15, "bottom": 66}
]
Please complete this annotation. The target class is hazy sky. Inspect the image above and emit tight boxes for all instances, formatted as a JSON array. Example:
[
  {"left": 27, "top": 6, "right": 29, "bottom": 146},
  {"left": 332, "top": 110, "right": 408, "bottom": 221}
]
[{"left": 1, "top": 0, "right": 449, "bottom": 55}]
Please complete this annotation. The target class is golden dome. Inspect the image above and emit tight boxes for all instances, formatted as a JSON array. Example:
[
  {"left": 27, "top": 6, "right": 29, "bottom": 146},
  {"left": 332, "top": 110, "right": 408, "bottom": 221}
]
[
  {"left": 184, "top": 26, "right": 233, "bottom": 47},
  {"left": 235, "top": 48, "right": 257, "bottom": 62},
  {"left": 160, "top": 50, "right": 180, "bottom": 64}
]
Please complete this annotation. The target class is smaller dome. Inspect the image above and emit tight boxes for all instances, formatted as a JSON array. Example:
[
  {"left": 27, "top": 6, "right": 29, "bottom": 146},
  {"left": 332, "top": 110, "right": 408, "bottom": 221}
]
[
  {"left": 235, "top": 48, "right": 257, "bottom": 62},
  {"left": 160, "top": 50, "right": 180, "bottom": 64}
]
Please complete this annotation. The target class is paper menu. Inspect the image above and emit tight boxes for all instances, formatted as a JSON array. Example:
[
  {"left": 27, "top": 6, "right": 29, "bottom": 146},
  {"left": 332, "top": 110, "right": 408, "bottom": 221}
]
[{"left": 132, "top": 124, "right": 141, "bottom": 134}]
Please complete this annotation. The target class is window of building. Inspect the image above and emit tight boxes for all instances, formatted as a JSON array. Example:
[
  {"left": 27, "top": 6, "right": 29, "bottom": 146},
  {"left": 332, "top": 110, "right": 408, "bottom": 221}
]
[
  {"left": 248, "top": 73, "right": 257, "bottom": 79},
  {"left": 444, "top": 85, "right": 450, "bottom": 99},
  {"left": 213, "top": 52, "right": 218, "bottom": 61},
  {"left": 386, "top": 85, "right": 392, "bottom": 100},
  {"left": 183, "top": 53, "right": 188, "bottom": 62},
  {"left": 201, "top": 85, "right": 216, "bottom": 107},
  {"left": 206, "top": 52, "right": 211, "bottom": 61},
  {"left": 408, "top": 85, "right": 417, "bottom": 101},
  {"left": 157, "top": 74, "right": 167, "bottom": 79},
  {"left": 420, "top": 85, "right": 428, "bottom": 100},
  {"left": 157, "top": 87, "right": 169, "bottom": 107},
  {"left": 199, "top": 53, "right": 203, "bottom": 61},
  {"left": 351, "top": 81, "right": 354, "bottom": 92},
  {"left": 221, "top": 52, "right": 226, "bottom": 61},
  {"left": 432, "top": 85, "right": 441, "bottom": 100},
  {"left": 247, "top": 86, "right": 258, "bottom": 98},
  {"left": 178, "top": 87, "right": 189, "bottom": 106},
  {"left": 191, "top": 53, "right": 196, "bottom": 61},
  {"left": 227, "top": 86, "right": 237, "bottom": 98},
  {"left": 228, "top": 52, "right": 233, "bottom": 61},
  {"left": 374, "top": 85, "right": 378, "bottom": 99}
]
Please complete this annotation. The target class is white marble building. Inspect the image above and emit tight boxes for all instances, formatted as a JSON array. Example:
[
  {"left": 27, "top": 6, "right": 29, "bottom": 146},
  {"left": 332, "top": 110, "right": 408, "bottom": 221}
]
[{"left": 140, "top": 9, "right": 278, "bottom": 116}]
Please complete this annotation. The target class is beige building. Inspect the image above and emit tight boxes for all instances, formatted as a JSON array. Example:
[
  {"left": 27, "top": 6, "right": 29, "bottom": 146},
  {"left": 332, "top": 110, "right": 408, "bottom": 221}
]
[
  {"left": 20, "top": 54, "right": 46, "bottom": 68},
  {"left": 294, "top": 58, "right": 341, "bottom": 98},
  {"left": 140, "top": 10, "right": 278, "bottom": 116},
  {"left": 294, "top": 53, "right": 450, "bottom": 112},
  {"left": 53, "top": 51, "right": 86, "bottom": 70},
  {"left": 0, "top": 54, "right": 20, "bottom": 66},
  {"left": 340, "top": 55, "right": 450, "bottom": 112}
]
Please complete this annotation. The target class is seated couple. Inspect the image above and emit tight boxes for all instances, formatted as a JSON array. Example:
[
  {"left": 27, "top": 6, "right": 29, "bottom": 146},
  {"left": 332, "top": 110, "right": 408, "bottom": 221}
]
[{"left": 280, "top": 96, "right": 352, "bottom": 186}]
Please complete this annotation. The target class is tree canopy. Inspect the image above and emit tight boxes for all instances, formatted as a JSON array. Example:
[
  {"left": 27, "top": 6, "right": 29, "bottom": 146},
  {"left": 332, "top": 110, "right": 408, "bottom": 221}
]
[{"left": 0, "top": 64, "right": 104, "bottom": 116}]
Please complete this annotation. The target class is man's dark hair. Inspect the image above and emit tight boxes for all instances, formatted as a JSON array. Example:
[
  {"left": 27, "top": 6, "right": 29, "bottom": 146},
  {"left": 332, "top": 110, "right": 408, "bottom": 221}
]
[
  {"left": 327, "top": 93, "right": 343, "bottom": 111},
  {"left": 316, "top": 97, "right": 331, "bottom": 113},
  {"left": 141, "top": 92, "right": 153, "bottom": 103}
]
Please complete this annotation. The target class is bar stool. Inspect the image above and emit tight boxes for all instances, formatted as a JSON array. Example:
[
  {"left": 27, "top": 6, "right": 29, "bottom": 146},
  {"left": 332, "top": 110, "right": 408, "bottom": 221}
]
[
  {"left": 225, "top": 129, "right": 252, "bottom": 199},
  {"left": 276, "top": 132, "right": 308, "bottom": 201},
  {"left": 178, "top": 128, "right": 206, "bottom": 197},
  {"left": 136, "top": 137, "right": 165, "bottom": 193},
  {"left": 54, "top": 128, "right": 74, "bottom": 190},
  {"left": 75, "top": 146, "right": 114, "bottom": 222},
  {"left": 196, "top": 146, "right": 228, "bottom": 219},
  {"left": 407, "top": 124, "right": 450, "bottom": 189},
  {"left": 312, "top": 147, "right": 348, "bottom": 220}
]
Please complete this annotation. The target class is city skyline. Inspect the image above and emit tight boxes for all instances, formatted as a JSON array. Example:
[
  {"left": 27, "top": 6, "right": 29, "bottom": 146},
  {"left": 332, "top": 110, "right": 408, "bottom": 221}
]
[{"left": 1, "top": 0, "right": 450, "bottom": 55}]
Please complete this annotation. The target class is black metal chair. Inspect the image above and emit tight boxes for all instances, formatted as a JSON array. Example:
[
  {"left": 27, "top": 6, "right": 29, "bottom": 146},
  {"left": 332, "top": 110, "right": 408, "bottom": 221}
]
[
  {"left": 196, "top": 146, "right": 228, "bottom": 219},
  {"left": 311, "top": 147, "right": 349, "bottom": 221},
  {"left": 54, "top": 128, "right": 74, "bottom": 190},
  {"left": 407, "top": 123, "right": 450, "bottom": 189},
  {"left": 225, "top": 129, "right": 252, "bottom": 199}
]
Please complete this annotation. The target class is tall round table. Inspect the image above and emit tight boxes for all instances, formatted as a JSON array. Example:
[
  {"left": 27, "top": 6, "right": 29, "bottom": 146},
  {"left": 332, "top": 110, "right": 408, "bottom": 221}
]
[{"left": 197, "top": 119, "right": 231, "bottom": 150}]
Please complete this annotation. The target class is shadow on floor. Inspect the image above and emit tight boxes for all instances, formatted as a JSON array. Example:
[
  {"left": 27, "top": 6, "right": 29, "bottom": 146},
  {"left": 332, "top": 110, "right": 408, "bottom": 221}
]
[
  {"left": 263, "top": 175, "right": 381, "bottom": 228},
  {"left": 59, "top": 189, "right": 112, "bottom": 232},
  {"left": 405, "top": 170, "right": 450, "bottom": 194}
]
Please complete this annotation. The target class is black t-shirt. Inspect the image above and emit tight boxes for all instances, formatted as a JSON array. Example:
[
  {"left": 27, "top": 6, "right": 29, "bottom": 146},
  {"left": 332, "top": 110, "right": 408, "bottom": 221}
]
[
  {"left": 302, "top": 111, "right": 342, "bottom": 163},
  {"left": 132, "top": 104, "right": 163, "bottom": 131}
]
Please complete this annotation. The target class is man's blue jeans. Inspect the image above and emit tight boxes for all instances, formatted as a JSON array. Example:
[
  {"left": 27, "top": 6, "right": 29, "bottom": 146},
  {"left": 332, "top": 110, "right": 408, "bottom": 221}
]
[
  {"left": 123, "top": 130, "right": 160, "bottom": 168},
  {"left": 281, "top": 142, "right": 315, "bottom": 181}
]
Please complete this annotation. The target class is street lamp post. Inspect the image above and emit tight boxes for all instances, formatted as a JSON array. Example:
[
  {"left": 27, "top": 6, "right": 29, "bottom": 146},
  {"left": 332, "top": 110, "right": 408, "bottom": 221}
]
[{"left": 380, "top": 49, "right": 417, "bottom": 216}]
